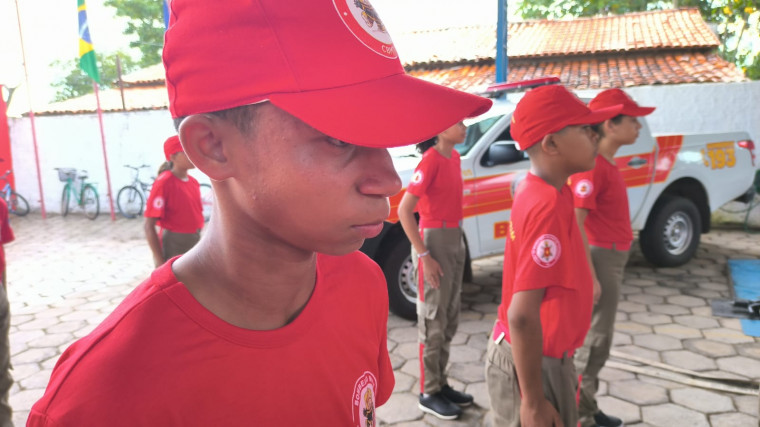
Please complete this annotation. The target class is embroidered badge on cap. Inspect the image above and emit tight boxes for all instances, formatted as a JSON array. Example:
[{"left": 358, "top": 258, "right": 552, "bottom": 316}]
[
  {"left": 411, "top": 170, "right": 424, "bottom": 185},
  {"left": 574, "top": 179, "right": 593, "bottom": 198},
  {"left": 333, "top": 0, "right": 397, "bottom": 59},
  {"left": 352, "top": 371, "right": 378, "bottom": 427},
  {"left": 531, "top": 234, "right": 561, "bottom": 268}
]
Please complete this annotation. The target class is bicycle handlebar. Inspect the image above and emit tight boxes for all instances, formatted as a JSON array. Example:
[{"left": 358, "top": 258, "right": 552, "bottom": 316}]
[{"left": 123, "top": 164, "right": 151, "bottom": 170}]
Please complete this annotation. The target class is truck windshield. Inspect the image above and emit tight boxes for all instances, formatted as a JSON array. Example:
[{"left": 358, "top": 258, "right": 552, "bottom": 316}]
[{"left": 456, "top": 115, "right": 504, "bottom": 156}]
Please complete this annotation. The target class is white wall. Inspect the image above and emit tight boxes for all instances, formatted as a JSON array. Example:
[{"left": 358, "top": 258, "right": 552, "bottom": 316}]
[
  {"left": 7, "top": 81, "right": 760, "bottom": 220},
  {"left": 8, "top": 109, "right": 210, "bottom": 216}
]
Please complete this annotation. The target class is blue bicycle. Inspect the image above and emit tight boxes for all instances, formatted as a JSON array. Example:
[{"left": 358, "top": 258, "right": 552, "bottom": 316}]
[{"left": 0, "top": 169, "right": 29, "bottom": 216}]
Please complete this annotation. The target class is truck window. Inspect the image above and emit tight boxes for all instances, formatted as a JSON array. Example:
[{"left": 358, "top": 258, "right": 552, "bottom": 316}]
[{"left": 456, "top": 115, "right": 503, "bottom": 156}]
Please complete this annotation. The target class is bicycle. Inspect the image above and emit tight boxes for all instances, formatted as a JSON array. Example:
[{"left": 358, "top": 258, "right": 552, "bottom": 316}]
[
  {"left": 0, "top": 169, "right": 29, "bottom": 216},
  {"left": 116, "top": 164, "right": 153, "bottom": 219},
  {"left": 55, "top": 168, "right": 100, "bottom": 220}
]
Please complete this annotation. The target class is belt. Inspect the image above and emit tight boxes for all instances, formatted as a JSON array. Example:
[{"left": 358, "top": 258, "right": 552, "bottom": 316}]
[
  {"left": 491, "top": 319, "right": 574, "bottom": 358},
  {"left": 589, "top": 240, "right": 632, "bottom": 251},
  {"left": 418, "top": 219, "right": 462, "bottom": 229}
]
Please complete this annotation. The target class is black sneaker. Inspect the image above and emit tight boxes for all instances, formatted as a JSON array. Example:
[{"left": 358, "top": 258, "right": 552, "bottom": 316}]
[
  {"left": 593, "top": 410, "right": 623, "bottom": 427},
  {"left": 440, "top": 384, "right": 474, "bottom": 407},
  {"left": 418, "top": 392, "right": 462, "bottom": 420}
]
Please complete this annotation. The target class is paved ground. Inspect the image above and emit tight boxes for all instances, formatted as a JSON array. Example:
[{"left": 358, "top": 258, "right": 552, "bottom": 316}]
[{"left": 4, "top": 214, "right": 760, "bottom": 426}]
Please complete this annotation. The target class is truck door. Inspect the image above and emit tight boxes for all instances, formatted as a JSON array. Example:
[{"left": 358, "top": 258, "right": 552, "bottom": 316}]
[{"left": 467, "top": 118, "right": 530, "bottom": 258}]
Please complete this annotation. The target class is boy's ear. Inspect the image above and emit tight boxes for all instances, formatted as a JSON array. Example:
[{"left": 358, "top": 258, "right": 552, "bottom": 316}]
[
  {"left": 538, "top": 133, "right": 559, "bottom": 155},
  {"left": 178, "top": 115, "right": 233, "bottom": 181}
]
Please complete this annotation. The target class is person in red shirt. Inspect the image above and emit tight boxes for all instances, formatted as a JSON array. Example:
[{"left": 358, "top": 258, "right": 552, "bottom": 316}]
[
  {"left": 144, "top": 135, "right": 205, "bottom": 267},
  {"left": 28, "top": 1, "right": 491, "bottom": 425},
  {"left": 398, "top": 122, "right": 473, "bottom": 420},
  {"left": 485, "top": 85, "right": 622, "bottom": 427},
  {"left": 0, "top": 199, "right": 13, "bottom": 427},
  {"left": 570, "top": 89, "right": 655, "bottom": 427}
]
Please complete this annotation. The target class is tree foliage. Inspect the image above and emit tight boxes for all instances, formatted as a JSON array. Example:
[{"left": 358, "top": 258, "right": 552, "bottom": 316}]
[
  {"left": 103, "top": 0, "right": 165, "bottom": 67},
  {"left": 516, "top": 0, "right": 760, "bottom": 79},
  {"left": 51, "top": 53, "right": 138, "bottom": 102}
]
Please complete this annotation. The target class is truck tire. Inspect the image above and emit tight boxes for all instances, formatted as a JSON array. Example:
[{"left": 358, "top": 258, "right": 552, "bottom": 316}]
[
  {"left": 380, "top": 235, "right": 418, "bottom": 321},
  {"left": 639, "top": 195, "right": 701, "bottom": 267}
]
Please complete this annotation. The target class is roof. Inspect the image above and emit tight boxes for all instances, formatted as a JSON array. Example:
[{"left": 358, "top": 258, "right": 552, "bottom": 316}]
[{"left": 25, "top": 8, "right": 745, "bottom": 116}]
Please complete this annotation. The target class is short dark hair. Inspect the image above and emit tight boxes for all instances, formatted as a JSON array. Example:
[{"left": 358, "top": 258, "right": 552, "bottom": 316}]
[
  {"left": 416, "top": 136, "right": 437, "bottom": 154},
  {"left": 591, "top": 114, "right": 625, "bottom": 138},
  {"left": 173, "top": 104, "right": 260, "bottom": 135}
]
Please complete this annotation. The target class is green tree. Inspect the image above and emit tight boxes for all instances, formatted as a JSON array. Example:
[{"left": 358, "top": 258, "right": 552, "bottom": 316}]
[
  {"left": 104, "top": 0, "right": 165, "bottom": 67},
  {"left": 516, "top": 0, "right": 760, "bottom": 79},
  {"left": 51, "top": 53, "right": 138, "bottom": 102}
]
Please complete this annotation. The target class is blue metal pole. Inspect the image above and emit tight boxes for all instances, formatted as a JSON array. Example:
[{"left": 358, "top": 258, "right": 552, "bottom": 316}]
[
  {"left": 163, "top": 0, "right": 170, "bottom": 30},
  {"left": 495, "top": 0, "right": 508, "bottom": 83}
]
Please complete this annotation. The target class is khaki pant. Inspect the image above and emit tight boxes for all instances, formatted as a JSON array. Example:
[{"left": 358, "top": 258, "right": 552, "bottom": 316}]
[
  {"left": 573, "top": 245, "right": 630, "bottom": 426},
  {"left": 485, "top": 331, "right": 578, "bottom": 427},
  {"left": 0, "top": 273, "right": 12, "bottom": 427},
  {"left": 413, "top": 227, "right": 465, "bottom": 394},
  {"left": 162, "top": 229, "right": 201, "bottom": 261}
]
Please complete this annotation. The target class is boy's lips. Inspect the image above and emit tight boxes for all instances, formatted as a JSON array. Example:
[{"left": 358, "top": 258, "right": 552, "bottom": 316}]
[{"left": 353, "top": 222, "right": 385, "bottom": 239}]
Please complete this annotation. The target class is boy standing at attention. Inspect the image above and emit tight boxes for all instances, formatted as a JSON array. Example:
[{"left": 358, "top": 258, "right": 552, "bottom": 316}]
[
  {"left": 28, "top": 1, "right": 491, "bottom": 425},
  {"left": 571, "top": 89, "right": 655, "bottom": 427},
  {"left": 485, "top": 85, "right": 621, "bottom": 427}
]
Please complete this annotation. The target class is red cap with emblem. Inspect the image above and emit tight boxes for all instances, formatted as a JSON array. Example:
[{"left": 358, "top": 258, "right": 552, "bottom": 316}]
[
  {"left": 511, "top": 85, "right": 623, "bottom": 150},
  {"left": 589, "top": 88, "right": 655, "bottom": 117},
  {"left": 163, "top": 135, "right": 183, "bottom": 161},
  {"left": 163, "top": 0, "right": 492, "bottom": 148}
]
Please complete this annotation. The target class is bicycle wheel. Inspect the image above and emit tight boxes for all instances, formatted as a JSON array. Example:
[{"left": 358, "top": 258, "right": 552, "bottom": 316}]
[
  {"left": 116, "top": 186, "right": 144, "bottom": 219},
  {"left": 81, "top": 184, "right": 100, "bottom": 220},
  {"left": 8, "top": 191, "right": 29, "bottom": 216},
  {"left": 200, "top": 183, "right": 213, "bottom": 222},
  {"left": 61, "top": 184, "right": 71, "bottom": 217}
]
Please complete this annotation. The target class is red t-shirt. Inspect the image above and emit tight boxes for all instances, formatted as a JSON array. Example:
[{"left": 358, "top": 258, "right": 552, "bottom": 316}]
[
  {"left": 28, "top": 252, "right": 394, "bottom": 426},
  {"left": 570, "top": 155, "right": 633, "bottom": 250},
  {"left": 498, "top": 173, "right": 593, "bottom": 358},
  {"left": 0, "top": 200, "right": 13, "bottom": 273},
  {"left": 144, "top": 171, "right": 204, "bottom": 233},
  {"left": 405, "top": 148, "right": 463, "bottom": 222}
]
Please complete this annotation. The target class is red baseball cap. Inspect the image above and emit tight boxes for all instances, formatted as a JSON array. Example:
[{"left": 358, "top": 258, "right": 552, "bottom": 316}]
[
  {"left": 163, "top": 0, "right": 492, "bottom": 148},
  {"left": 589, "top": 89, "right": 655, "bottom": 117},
  {"left": 511, "top": 85, "right": 623, "bottom": 150},
  {"left": 163, "top": 135, "right": 183, "bottom": 161}
]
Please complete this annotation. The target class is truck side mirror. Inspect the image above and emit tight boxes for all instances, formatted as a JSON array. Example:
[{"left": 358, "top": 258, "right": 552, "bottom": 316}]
[{"left": 483, "top": 141, "right": 526, "bottom": 166}]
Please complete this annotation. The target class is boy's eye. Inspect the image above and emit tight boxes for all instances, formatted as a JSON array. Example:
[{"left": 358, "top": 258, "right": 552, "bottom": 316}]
[{"left": 326, "top": 137, "right": 349, "bottom": 147}]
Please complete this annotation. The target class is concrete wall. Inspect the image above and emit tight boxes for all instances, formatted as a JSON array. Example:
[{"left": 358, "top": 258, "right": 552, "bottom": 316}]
[
  {"left": 7, "top": 109, "right": 210, "bottom": 216},
  {"left": 7, "top": 81, "right": 760, "bottom": 222}
]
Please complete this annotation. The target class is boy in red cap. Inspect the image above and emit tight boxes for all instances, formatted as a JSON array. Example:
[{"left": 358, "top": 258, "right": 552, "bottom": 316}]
[
  {"left": 28, "top": 1, "right": 491, "bottom": 425},
  {"left": 144, "top": 135, "right": 205, "bottom": 267},
  {"left": 570, "top": 89, "right": 655, "bottom": 427},
  {"left": 485, "top": 85, "right": 621, "bottom": 427}
]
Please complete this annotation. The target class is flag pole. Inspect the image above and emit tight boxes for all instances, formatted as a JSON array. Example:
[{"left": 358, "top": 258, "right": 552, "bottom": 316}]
[
  {"left": 92, "top": 82, "right": 115, "bottom": 221},
  {"left": 13, "top": 0, "right": 46, "bottom": 219}
]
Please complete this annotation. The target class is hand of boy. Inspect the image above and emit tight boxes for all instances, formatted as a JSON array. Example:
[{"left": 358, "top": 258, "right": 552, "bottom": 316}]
[
  {"left": 520, "top": 398, "right": 564, "bottom": 427},
  {"left": 421, "top": 256, "right": 444, "bottom": 288},
  {"left": 592, "top": 276, "right": 602, "bottom": 304}
]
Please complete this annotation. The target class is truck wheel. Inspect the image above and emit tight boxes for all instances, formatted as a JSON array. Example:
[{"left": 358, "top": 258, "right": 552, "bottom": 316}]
[
  {"left": 380, "top": 235, "right": 418, "bottom": 321},
  {"left": 639, "top": 195, "right": 701, "bottom": 267}
]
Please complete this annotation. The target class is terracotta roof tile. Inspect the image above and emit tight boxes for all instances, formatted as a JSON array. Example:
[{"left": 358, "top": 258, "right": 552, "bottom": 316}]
[{"left": 407, "top": 52, "right": 745, "bottom": 93}]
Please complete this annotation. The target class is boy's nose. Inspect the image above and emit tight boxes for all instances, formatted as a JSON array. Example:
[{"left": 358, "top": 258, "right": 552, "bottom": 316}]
[{"left": 357, "top": 147, "right": 402, "bottom": 198}]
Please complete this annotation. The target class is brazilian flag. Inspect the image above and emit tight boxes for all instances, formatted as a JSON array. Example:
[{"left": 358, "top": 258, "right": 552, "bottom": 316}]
[{"left": 78, "top": 0, "right": 100, "bottom": 83}]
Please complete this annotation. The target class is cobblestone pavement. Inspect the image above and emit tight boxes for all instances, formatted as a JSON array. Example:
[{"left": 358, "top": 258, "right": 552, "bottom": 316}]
[{"left": 4, "top": 214, "right": 760, "bottom": 426}]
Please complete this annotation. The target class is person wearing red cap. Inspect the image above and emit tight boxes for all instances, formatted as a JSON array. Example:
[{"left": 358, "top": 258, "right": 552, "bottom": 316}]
[
  {"left": 570, "top": 89, "right": 655, "bottom": 427},
  {"left": 484, "top": 85, "right": 622, "bottom": 427},
  {"left": 28, "top": 1, "right": 491, "bottom": 425},
  {"left": 143, "top": 135, "right": 205, "bottom": 267},
  {"left": 397, "top": 122, "right": 473, "bottom": 420}
]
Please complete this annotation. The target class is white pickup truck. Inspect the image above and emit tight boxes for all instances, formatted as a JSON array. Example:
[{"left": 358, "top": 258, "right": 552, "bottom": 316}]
[{"left": 360, "top": 88, "right": 758, "bottom": 319}]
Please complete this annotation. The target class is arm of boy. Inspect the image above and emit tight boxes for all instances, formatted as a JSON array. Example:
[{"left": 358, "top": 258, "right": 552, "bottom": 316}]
[
  {"left": 397, "top": 192, "right": 443, "bottom": 289},
  {"left": 508, "top": 288, "right": 564, "bottom": 427},
  {"left": 144, "top": 217, "right": 164, "bottom": 267},
  {"left": 575, "top": 208, "right": 601, "bottom": 304}
]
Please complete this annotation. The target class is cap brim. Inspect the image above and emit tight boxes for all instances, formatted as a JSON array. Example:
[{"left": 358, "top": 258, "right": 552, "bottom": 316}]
[
  {"left": 622, "top": 106, "right": 655, "bottom": 117},
  {"left": 269, "top": 73, "right": 492, "bottom": 148},
  {"left": 567, "top": 104, "right": 624, "bottom": 126}
]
